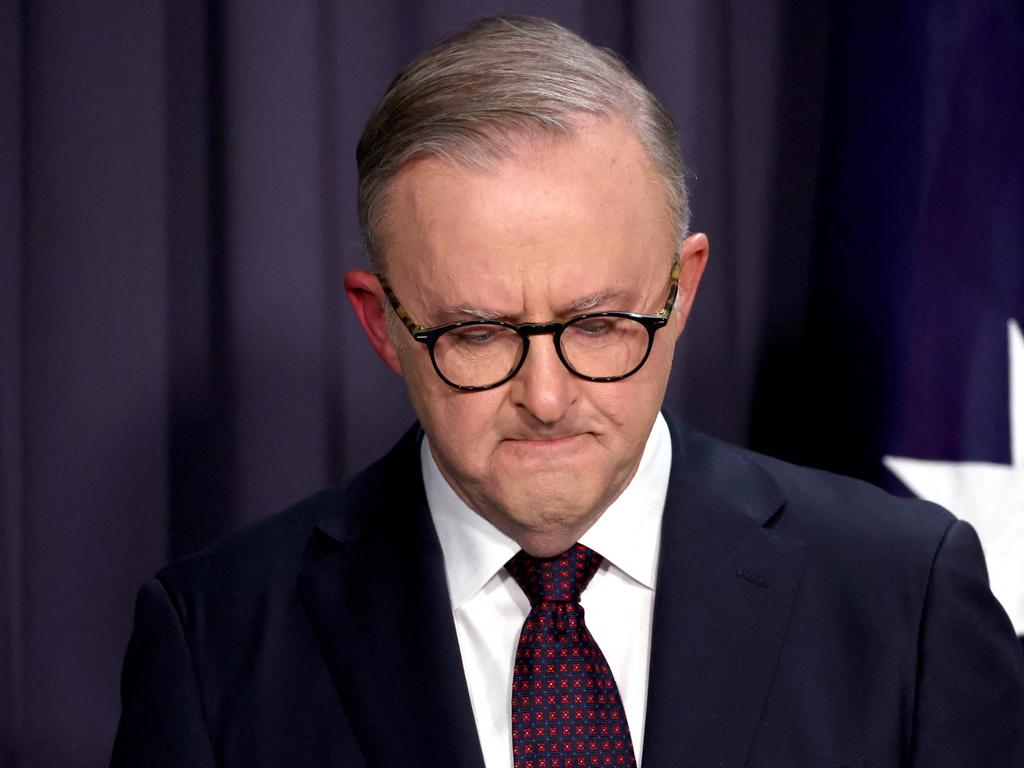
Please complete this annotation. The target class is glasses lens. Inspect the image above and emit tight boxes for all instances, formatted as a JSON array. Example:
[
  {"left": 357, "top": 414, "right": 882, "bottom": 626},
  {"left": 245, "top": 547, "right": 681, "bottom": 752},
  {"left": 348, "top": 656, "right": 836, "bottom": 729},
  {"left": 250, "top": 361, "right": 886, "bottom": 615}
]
[
  {"left": 561, "top": 316, "right": 652, "bottom": 378},
  {"left": 433, "top": 323, "right": 524, "bottom": 388}
]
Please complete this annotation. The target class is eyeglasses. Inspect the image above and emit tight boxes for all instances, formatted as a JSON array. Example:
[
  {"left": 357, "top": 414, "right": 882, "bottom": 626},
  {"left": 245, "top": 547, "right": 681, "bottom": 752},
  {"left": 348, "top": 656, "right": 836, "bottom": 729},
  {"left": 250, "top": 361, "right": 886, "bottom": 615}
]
[{"left": 378, "top": 260, "right": 680, "bottom": 392}]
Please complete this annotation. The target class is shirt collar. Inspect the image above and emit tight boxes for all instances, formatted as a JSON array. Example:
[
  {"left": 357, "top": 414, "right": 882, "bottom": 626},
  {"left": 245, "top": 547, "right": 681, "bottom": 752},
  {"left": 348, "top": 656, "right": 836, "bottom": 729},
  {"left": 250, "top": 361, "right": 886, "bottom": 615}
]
[
  {"left": 423, "top": 412, "right": 673, "bottom": 608},
  {"left": 579, "top": 412, "right": 670, "bottom": 590}
]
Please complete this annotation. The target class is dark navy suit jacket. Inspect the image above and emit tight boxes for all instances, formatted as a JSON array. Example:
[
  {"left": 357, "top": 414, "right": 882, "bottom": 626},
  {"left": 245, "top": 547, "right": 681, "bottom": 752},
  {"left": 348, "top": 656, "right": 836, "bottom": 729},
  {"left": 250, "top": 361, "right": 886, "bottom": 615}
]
[{"left": 111, "top": 414, "right": 1024, "bottom": 767}]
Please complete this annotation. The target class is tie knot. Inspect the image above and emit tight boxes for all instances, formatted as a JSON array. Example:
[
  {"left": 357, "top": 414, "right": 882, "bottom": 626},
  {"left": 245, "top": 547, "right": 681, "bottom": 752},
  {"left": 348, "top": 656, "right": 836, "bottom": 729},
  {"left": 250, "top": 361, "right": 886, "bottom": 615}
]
[{"left": 505, "top": 543, "right": 603, "bottom": 606}]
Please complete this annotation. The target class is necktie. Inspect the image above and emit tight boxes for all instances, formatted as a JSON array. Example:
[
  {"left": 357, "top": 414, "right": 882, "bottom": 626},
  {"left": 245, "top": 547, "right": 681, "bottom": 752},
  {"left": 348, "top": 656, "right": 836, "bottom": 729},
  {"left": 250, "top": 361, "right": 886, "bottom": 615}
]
[{"left": 505, "top": 543, "right": 637, "bottom": 768}]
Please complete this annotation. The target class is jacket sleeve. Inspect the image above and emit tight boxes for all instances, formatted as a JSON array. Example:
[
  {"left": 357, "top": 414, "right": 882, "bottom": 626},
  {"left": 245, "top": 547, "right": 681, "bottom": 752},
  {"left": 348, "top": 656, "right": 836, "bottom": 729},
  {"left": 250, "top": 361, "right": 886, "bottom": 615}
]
[
  {"left": 909, "top": 520, "right": 1024, "bottom": 767},
  {"left": 110, "top": 577, "right": 218, "bottom": 768}
]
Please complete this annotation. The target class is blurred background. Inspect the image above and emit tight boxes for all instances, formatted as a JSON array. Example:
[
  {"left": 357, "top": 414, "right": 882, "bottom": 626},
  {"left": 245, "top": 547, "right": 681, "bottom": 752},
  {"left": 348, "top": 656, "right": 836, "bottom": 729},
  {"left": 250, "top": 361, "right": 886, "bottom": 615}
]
[{"left": 2, "top": 1, "right": 1021, "bottom": 765}]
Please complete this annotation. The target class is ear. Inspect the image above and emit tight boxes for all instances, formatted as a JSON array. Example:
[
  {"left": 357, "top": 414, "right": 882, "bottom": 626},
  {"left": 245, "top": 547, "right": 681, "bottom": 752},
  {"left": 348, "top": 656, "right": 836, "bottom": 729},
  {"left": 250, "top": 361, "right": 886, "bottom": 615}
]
[
  {"left": 669, "top": 232, "right": 710, "bottom": 339},
  {"left": 344, "top": 269, "right": 404, "bottom": 375}
]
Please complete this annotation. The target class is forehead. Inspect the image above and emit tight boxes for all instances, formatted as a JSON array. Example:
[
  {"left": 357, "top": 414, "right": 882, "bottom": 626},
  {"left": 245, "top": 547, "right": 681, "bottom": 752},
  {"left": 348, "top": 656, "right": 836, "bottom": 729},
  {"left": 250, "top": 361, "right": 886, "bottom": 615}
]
[{"left": 380, "top": 119, "right": 673, "bottom": 299}]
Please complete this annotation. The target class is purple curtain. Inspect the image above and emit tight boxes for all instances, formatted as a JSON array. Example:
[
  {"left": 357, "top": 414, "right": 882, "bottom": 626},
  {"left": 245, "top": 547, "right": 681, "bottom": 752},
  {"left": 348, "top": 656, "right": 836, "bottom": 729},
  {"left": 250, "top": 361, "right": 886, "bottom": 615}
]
[{"left": 5, "top": 1, "right": 1018, "bottom": 765}]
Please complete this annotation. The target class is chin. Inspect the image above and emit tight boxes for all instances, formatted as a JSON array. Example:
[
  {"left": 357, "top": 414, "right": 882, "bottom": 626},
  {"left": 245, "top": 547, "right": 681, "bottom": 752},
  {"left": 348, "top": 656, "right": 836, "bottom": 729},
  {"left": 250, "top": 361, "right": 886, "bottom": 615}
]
[{"left": 498, "top": 488, "right": 602, "bottom": 536}]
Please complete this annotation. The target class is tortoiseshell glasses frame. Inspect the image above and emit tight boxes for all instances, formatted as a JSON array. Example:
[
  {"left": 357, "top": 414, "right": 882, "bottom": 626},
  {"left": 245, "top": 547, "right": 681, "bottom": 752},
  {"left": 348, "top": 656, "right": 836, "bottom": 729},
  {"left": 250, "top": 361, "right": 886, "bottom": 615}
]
[{"left": 377, "top": 259, "right": 681, "bottom": 392}]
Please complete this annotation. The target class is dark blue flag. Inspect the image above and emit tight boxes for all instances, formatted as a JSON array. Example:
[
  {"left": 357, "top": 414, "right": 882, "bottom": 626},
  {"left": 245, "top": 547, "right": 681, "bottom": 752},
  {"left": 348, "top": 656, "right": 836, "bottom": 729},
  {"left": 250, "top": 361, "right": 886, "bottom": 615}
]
[{"left": 756, "top": 2, "right": 1024, "bottom": 642}]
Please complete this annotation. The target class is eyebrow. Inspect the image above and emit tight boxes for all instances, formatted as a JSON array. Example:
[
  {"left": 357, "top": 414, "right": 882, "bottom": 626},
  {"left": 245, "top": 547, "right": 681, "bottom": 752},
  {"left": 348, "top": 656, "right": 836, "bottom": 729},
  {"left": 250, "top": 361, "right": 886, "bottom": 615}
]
[
  {"left": 438, "top": 305, "right": 506, "bottom": 322},
  {"left": 564, "top": 290, "right": 632, "bottom": 313},
  {"left": 435, "top": 289, "right": 635, "bottom": 324}
]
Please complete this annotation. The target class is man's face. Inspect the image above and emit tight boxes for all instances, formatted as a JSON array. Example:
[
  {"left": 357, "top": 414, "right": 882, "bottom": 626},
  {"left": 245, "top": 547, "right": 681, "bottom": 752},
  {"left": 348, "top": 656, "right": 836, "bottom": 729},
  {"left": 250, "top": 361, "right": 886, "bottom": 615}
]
[{"left": 351, "top": 119, "right": 707, "bottom": 556}]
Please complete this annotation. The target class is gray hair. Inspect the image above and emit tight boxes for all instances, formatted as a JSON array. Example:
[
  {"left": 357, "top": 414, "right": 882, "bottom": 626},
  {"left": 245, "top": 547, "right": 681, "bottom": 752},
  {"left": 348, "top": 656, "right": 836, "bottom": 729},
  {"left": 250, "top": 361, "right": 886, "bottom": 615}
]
[{"left": 356, "top": 15, "right": 689, "bottom": 273}]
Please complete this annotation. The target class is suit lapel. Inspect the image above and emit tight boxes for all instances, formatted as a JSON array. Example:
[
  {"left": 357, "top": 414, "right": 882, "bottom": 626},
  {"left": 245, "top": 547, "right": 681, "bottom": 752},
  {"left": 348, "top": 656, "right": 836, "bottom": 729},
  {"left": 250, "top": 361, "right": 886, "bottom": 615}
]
[
  {"left": 299, "top": 430, "right": 485, "bottom": 768},
  {"left": 642, "top": 417, "right": 806, "bottom": 768}
]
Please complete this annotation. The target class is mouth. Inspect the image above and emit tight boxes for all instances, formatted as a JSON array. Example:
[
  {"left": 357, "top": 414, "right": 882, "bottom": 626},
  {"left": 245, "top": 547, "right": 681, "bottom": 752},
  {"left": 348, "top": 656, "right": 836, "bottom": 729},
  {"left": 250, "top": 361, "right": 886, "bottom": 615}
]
[{"left": 502, "top": 433, "right": 591, "bottom": 451}]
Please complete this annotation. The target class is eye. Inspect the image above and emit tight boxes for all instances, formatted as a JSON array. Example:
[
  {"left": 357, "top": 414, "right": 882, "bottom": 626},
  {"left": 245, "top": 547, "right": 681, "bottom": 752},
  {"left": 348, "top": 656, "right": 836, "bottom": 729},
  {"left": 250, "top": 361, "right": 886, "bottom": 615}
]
[
  {"left": 449, "top": 326, "right": 500, "bottom": 344},
  {"left": 573, "top": 318, "right": 614, "bottom": 336}
]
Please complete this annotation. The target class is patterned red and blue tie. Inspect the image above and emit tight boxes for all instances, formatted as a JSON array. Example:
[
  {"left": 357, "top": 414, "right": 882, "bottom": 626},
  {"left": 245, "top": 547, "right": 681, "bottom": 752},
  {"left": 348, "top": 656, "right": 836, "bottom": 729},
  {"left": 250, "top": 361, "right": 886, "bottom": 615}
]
[{"left": 505, "top": 543, "right": 637, "bottom": 768}]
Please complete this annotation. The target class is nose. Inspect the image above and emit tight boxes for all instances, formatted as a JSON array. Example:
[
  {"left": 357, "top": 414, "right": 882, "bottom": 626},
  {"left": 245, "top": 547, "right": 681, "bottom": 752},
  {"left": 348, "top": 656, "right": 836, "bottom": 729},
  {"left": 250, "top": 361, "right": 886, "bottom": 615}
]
[{"left": 508, "top": 334, "right": 579, "bottom": 425}]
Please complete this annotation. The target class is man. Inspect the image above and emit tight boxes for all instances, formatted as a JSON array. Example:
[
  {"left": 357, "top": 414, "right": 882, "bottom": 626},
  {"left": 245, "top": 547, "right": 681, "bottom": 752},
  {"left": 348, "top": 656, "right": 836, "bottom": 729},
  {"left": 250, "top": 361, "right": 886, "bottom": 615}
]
[{"left": 112, "top": 15, "right": 1024, "bottom": 768}]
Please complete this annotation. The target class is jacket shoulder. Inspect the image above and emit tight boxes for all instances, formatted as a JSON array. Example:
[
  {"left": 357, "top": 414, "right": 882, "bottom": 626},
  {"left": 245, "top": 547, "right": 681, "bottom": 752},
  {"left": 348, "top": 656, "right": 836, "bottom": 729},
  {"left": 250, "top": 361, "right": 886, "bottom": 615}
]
[
  {"left": 749, "top": 443, "right": 954, "bottom": 542},
  {"left": 671, "top": 418, "right": 957, "bottom": 569},
  {"left": 153, "top": 423, "right": 424, "bottom": 622},
  {"left": 154, "top": 486, "right": 345, "bottom": 620}
]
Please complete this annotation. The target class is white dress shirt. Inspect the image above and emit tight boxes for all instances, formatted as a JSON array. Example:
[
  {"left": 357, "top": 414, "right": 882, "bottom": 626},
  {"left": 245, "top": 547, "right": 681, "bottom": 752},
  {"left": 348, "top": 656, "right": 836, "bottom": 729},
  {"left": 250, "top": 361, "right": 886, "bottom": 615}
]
[{"left": 423, "top": 413, "right": 672, "bottom": 768}]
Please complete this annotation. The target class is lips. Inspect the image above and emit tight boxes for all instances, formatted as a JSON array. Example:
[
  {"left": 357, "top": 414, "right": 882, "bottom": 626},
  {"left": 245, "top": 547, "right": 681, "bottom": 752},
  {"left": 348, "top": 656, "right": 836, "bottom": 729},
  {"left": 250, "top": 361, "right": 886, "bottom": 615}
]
[{"left": 502, "top": 433, "right": 591, "bottom": 450}]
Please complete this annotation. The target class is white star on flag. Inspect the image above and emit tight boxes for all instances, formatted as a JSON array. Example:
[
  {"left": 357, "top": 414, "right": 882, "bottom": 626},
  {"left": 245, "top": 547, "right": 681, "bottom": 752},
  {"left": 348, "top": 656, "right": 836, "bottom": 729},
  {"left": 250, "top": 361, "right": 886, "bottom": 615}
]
[{"left": 884, "top": 319, "right": 1024, "bottom": 635}]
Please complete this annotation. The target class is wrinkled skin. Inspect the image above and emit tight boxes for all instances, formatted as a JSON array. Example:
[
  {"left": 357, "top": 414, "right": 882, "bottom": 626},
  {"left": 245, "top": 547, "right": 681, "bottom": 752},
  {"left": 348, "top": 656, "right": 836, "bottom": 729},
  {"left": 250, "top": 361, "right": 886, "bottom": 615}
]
[{"left": 346, "top": 119, "right": 708, "bottom": 556}]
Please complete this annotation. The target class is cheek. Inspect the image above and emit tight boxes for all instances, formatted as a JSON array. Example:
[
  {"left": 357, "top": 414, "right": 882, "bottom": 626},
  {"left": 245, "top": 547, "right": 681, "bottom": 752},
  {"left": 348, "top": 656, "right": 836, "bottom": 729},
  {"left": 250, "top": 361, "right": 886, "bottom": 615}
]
[
  {"left": 397, "top": 347, "right": 447, "bottom": 425},
  {"left": 428, "top": 400, "right": 510, "bottom": 490},
  {"left": 579, "top": 357, "right": 671, "bottom": 455},
  {"left": 587, "top": 363, "right": 669, "bottom": 423},
  {"left": 638, "top": 333, "right": 677, "bottom": 399},
  {"left": 403, "top": 370, "right": 506, "bottom": 464}
]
